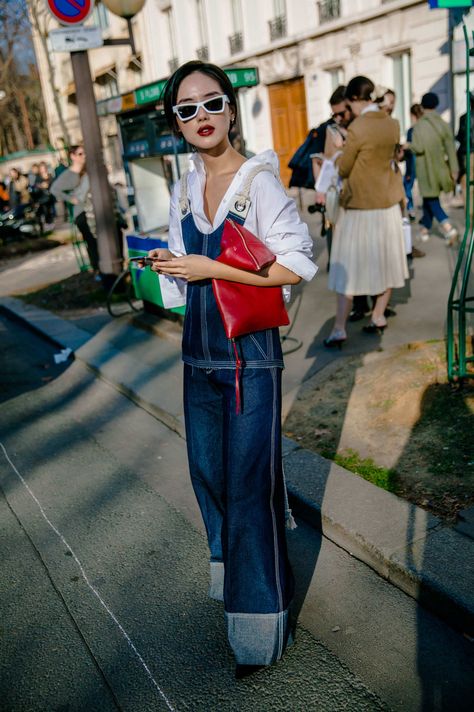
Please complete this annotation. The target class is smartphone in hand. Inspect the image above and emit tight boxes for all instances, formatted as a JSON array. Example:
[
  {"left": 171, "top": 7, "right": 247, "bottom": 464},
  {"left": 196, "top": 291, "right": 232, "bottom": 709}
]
[{"left": 129, "top": 256, "right": 155, "bottom": 266}]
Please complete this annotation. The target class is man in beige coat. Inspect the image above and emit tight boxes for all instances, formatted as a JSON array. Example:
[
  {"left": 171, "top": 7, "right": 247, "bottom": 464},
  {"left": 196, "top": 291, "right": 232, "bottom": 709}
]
[{"left": 411, "top": 92, "right": 459, "bottom": 245}]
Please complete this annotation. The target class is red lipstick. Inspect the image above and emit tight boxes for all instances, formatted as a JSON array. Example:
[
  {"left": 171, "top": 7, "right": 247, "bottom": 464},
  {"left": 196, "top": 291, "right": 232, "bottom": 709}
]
[{"left": 198, "top": 125, "right": 215, "bottom": 136}]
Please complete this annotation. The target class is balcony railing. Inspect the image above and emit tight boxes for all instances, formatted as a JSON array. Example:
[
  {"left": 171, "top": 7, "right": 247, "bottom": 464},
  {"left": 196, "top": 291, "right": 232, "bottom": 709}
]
[
  {"left": 268, "top": 15, "right": 286, "bottom": 41},
  {"left": 318, "top": 0, "right": 341, "bottom": 24},
  {"left": 196, "top": 45, "right": 209, "bottom": 61},
  {"left": 168, "top": 57, "right": 179, "bottom": 73},
  {"left": 228, "top": 31, "right": 243, "bottom": 55}
]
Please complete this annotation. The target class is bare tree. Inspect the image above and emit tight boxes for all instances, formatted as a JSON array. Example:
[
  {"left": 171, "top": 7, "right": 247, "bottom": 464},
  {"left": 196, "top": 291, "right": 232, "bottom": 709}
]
[
  {"left": 0, "top": 1, "right": 29, "bottom": 152},
  {"left": 0, "top": 0, "right": 50, "bottom": 154},
  {"left": 25, "top": 0, "right": 71, "bottom": 149}
]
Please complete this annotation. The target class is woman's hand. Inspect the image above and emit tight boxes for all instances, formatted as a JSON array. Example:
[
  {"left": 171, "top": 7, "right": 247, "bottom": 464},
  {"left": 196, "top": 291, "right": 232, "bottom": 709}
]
[
  {"left": 148, "top": 247, "right": 173, "bottom": 262},
  {"left": 154, "top": 254, "right": 216, "bottom": 282},
  {"left": 147, "top": 248, "right": 173, "bottom": 272}
]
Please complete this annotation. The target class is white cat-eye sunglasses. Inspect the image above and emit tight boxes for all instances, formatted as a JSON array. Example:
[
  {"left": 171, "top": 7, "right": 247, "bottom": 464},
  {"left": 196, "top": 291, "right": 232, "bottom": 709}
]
[{"left": 172, "top": 94, "right": 230, "bottom": 122}]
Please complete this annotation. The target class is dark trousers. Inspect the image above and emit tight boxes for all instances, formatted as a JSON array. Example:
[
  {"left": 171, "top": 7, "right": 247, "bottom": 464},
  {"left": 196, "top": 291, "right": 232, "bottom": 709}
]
[
  {"left": 419, "top": 198, "right": 448, "bottom": 230},
  {"left": 75, "top": 211, "right": 99, "bottom": 271},
  {"left": 403, "top": 174, "right": 415, "bottom": 212}
]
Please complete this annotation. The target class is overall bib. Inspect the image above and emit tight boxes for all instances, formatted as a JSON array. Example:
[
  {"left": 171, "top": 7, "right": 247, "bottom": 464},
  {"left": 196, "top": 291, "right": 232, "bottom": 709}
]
[{"left": 180, "top": 167, "right": 294, "bottom": 665}]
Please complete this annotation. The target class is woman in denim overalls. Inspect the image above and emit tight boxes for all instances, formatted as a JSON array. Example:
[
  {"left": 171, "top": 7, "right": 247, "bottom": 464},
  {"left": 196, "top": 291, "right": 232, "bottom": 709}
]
[{"left": 147, "top": 61, "right": 317, "bottom": 675}]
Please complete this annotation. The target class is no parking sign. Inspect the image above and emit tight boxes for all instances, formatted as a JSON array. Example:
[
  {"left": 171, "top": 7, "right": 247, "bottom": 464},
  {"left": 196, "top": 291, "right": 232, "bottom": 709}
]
[{"left": 47, "top": 0, "right": 94, "bottom": 26}]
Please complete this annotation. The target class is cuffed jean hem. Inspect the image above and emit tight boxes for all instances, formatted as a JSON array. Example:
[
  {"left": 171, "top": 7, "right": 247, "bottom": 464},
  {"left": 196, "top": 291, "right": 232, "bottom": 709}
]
[
  {"left": 209, "top": 561, "right": 224, "bottom": 602},
  {"left": 226, "top": 609, "right": 291, "bottom": 665}
]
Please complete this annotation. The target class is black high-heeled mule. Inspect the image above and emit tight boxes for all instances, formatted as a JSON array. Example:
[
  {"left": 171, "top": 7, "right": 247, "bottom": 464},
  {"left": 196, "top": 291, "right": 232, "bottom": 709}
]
[
  {"left": 323, "top": 334, "right": 346, "bottom": 349},
  {"left": 363, "top": 321, "right": 386, "bottom": 334}
]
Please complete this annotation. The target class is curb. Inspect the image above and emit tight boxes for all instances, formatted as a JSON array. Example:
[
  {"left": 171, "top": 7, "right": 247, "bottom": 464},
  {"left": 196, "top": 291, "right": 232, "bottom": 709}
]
[{"left": 2, "top": 296, "right": 473, "bottom": 637}]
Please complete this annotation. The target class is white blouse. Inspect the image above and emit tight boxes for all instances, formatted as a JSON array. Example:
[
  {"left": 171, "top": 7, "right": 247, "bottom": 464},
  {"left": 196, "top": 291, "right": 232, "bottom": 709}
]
[{"left": 158, "top": 149, "right": 318, "bottom": 308}]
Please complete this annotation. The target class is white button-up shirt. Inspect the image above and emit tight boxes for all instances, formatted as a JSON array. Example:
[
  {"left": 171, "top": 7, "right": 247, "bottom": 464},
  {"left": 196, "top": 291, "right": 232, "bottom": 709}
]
[{"left": 159, "top": 149, "right": 318, "bottom": 308}]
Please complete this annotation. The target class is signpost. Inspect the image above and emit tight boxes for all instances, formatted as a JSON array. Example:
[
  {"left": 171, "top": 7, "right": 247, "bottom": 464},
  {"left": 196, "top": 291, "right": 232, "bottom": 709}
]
[
  {"left": 49, "top": 26, "right": 103, "bottom": 52},
  {"left": 47, "top": 0, "right": 122, "bottom": 279}
]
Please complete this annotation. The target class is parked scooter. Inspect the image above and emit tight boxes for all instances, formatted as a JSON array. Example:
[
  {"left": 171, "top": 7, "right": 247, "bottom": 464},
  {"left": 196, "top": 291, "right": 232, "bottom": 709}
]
[{"left": 0, "top": 203, "right": 43, "bottom": 243}]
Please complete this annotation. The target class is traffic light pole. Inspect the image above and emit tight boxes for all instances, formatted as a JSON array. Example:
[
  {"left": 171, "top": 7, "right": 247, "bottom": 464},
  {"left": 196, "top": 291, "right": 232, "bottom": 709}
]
[{"left": 70, "top": 50, "right": 122, "bottom": 277}]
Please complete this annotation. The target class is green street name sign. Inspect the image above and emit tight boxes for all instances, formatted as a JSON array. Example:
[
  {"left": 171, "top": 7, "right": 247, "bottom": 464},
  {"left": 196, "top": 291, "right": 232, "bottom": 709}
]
[
  {"left": 224, "top": 67, "right": 259, "bottom": 88},
  {"left": 428, "top": 1, "right": 473, "bottom": 7},
  {"left": 135, "top": 79, "right": 168, "bottom": 106}
]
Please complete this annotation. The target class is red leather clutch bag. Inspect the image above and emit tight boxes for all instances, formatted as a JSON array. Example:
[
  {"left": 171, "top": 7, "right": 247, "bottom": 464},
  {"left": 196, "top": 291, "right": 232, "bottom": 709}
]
[{"left": 212, "top": 219, "right": 289, "bottom": 340}]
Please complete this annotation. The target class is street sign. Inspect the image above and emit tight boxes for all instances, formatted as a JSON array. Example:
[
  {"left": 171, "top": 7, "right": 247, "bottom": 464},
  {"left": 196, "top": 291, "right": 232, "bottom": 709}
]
[
  {"left": 135, "top": 80, "right": 167, "bottom": 106},
  {"left": 428, "top": 1, "right": 473, "bottom": 7},
  {"left": 47, "top": 0, "right": 94, "bottom": 27},
  {"left": 49, "top": 26, "right": 103, "bottom": 52},
  {"left": 224, "top": 67, "right": 259, "bottom": 89}
]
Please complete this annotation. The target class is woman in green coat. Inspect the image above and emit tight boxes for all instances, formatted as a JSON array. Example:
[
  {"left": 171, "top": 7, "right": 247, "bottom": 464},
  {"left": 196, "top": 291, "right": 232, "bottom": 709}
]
[{"left": 411, "top": 92, "right": 459, "bottom": 245}]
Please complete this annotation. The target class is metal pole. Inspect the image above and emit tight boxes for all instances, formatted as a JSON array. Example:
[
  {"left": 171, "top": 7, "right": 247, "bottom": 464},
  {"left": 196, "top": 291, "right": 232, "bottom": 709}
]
[
  {"left": 70, "top": 50, "right": 122, "bottom": 276},
  {"left": 448, "top": 9, "right": 455, "bottom": 133},
  {"left": 127, "top": 19, "right": 137, "bottom": 56}
]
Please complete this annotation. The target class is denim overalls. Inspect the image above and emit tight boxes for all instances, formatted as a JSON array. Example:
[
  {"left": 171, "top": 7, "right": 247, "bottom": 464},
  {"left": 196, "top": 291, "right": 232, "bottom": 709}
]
[{"left": 179, "top": 166, "right": 294, "bottom": 665}]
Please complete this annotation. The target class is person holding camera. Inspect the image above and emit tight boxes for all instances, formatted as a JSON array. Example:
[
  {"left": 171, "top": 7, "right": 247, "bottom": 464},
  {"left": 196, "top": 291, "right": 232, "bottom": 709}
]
[
  {"left": 308, "top": 86, "right": 352, "bottom": 264},
  {"left": 310, "top": 85, "right": 352, "bottom": 205}
]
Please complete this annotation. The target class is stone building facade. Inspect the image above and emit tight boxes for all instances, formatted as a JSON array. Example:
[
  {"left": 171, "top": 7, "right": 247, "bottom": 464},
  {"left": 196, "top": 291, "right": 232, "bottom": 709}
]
[{"left": 32, "top": 1, "right": 471, "bottom": 185}]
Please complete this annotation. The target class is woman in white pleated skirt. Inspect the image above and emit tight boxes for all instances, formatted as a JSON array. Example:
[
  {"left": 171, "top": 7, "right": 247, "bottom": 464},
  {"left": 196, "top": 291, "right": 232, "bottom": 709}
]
[{"left": 325, "top": 76, "right": 409, "bottom": 348}]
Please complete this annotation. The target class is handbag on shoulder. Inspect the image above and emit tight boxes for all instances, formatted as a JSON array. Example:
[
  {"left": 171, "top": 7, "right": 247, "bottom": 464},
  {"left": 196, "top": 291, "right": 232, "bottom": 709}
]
[
  {"left": 212, "top": 218, "right": 290, "bottom": 413},
  {"left": 212, "top": 218, "right": 289, "bottom": 339}
]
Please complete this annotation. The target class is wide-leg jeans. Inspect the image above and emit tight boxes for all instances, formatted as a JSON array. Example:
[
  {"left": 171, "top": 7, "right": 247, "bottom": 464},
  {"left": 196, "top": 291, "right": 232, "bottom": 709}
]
[{"left": 183, "top": 364, "right": 294, "bottom": 665}]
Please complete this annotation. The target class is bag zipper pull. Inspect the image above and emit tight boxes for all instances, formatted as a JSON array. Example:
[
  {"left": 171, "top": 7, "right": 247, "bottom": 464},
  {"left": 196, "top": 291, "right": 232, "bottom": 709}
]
[{"left": 232, "top": 339, "right": 242, "bottom": 414}]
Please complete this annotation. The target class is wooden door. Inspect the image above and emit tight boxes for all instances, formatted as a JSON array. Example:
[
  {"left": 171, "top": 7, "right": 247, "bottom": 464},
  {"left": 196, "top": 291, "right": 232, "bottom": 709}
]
[{"left": 268, "top": 77, "right": 308, "bottom": 188}]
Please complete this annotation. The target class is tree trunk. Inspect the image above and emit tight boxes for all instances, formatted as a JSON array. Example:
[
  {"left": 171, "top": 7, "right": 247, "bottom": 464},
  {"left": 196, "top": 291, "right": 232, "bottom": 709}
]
[
  {"left": 17, "top": 89, "right": 34, "bottom": 150},
  {"left": 10, "top": 114, "right": 26, "bottom": 153}
]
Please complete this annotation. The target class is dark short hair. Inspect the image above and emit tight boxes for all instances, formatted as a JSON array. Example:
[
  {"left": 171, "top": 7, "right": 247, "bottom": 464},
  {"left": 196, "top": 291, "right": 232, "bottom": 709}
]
[
  {"left": 421, "top": 92, "right": 439, "bottom": 110},
  {"left": 344, "top": 76, "right": 375, "bottom": 102},
  {"left": 68, "top": 145, "right": 83, "bottom": 157},
  {"left": 162, "top": 60, "right": 238, "bottom": 136},
  {"left": 330, "top": 85, "right": 347, "bottom": 106},
  {"left": 410, "top": 103, "right": 424, "bottom": 119}
]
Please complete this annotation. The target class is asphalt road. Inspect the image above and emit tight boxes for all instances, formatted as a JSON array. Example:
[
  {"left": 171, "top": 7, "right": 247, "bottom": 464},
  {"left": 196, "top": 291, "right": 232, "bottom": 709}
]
[{"left": 1, "top": 314, "right": 473, "bottom": 711}]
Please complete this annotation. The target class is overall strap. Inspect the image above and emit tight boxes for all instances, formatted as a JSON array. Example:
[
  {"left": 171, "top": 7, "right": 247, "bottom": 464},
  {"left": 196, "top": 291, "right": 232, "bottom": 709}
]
[
  {"left": 228, "top": 163, "right": 278, "bottom": 221},
  {"left": 180, "top": 163, "right": 280, "bottom": 222},
  {"left": 178, "top": 170, "right": 191, "bottom": 218}
]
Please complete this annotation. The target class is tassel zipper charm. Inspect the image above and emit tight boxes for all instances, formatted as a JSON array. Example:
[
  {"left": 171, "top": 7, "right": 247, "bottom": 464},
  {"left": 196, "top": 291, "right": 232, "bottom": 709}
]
[{"left": 231, "top": 338, "right": 242, "bottom": 414}]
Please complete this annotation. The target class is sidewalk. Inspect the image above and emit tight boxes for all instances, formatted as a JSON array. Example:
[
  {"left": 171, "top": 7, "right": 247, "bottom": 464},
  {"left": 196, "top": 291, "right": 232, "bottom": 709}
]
[
  {"left": 2, "top": 272, "right": 473, "bottom": 638},
  {"left": 1, "top": 193, "right": 473, "bottom": 636}
]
